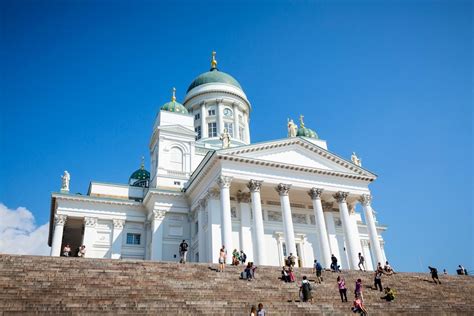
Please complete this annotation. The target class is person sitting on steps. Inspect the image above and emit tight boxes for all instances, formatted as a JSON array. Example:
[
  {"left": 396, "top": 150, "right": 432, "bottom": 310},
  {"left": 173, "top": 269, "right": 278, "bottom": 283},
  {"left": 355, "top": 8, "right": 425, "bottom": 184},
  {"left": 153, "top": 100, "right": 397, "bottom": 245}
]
[
  {"left": 351, "top": 293, "right": 368, "bottom": 315},
  {"left": 380, "top": 287, "right": 396, "bottom": 301}
]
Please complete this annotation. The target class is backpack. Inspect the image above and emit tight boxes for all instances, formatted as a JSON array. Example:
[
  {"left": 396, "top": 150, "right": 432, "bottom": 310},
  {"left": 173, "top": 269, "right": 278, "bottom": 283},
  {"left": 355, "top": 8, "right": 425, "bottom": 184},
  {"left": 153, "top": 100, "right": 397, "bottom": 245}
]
[{"left": 303, "top": 282, "right": 312, "bottom": 292}]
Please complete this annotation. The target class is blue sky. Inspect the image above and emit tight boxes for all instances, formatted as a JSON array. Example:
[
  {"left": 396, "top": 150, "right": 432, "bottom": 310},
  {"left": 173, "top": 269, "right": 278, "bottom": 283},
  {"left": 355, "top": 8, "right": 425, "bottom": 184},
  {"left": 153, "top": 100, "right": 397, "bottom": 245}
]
[{"left": 1, "top": 0, "right": 472, "bottom": 272}]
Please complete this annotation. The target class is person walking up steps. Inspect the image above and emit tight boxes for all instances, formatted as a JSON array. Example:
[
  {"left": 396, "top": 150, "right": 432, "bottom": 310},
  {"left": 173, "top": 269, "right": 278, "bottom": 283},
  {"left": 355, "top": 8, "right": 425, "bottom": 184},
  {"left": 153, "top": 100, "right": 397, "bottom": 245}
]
[
  {"left": 313, "top": 259, "right": 323, "bottom": 283},
  {"left": 218, "top": 246, "right": 226, "bottom": 272},
  {"left": 179, "top": 240, "right": 188, "bottom": 264},
  {"left": 358, "top": 253, "right": 366, "bottom": 271},
  {"left": 429, "top": 266, "right": 441, "bottom": 284}
]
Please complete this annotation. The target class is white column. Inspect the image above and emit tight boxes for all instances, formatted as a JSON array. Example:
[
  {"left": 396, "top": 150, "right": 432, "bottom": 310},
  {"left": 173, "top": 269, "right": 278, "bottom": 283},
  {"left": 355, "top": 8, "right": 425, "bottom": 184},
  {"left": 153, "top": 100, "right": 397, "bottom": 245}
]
[
  {"left": 150, "top": 209, "right": 166, "bottom": 261},
  {"left": 198, "top": 199, "right": 207, "bottom": 262},
  {"left": 50, "top": 214, "right": 67, "bottom": 256},
  {"left": 217, "top": 99, "right": 223, "bottom": 134},
  {"left": 333, "top": 191, "right": 358, "bottom": 269},
  {"left": 200, "top": 102, "right": 208, "bottom": 138},
  {"left": 244, "top": 112, "right": 251, "bottom": 143},
  {"left": 380, "top": 241, "right": 387, "bottom": 264},
  {"left": 111, "top": 219, "right": 125, "bottom": 259},
  {"left": 83, "top": 217, "right": 98, "bottom": 258},
  {"left": 217, "top": 175, "right": 233, "bottom": 264},
  {"left": 361, "top": 240, "right": 374, "bottom": 271},
  {"left": 308, "top": 188, "right": 331, "bottom": 269},
  {"left": 237, "top": 191, "right": 253, "bottom": 262},
  {"left": 248, "top": 180, "right": 265, "bottom": 265},
  {"left": 276, "top": 183, "right": 297, "bottom": 260},
  {"left": 359, "top": 194, "right": 384, "bottom": 266},
  {"left": 324, "top": 212, "right": 340, "bottom": 259},
  {"left": 207, "top": 189, "right": 222, "bottom": 263},
  {"left": 145, "top": 221, "right": 152, "bottom": 260},
  {"left": 233, "top": 104, "right": 239, "bottom": 140}
]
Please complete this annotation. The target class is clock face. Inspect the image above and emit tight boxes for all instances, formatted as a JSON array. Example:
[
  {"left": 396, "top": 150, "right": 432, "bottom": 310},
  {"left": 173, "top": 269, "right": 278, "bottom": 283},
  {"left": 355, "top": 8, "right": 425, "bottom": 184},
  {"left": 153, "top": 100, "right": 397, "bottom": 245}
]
[{"left": 224, "top": 108, "right": 233, "bottom": 117}]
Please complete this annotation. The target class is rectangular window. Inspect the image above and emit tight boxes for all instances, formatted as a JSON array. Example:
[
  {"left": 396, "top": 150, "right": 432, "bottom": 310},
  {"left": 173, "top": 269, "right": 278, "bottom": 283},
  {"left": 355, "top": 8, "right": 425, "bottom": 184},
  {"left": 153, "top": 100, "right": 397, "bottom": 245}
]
[
  {"left": 208, "top": 109, "right": 216, "bottom": 116},
  {"left": 239, "top": 127, "right": 244, "bottom": 141},
  {"left": 208, "top": 122, "right": 217, "bottom": 137},
  {"left": 224, "top": 122, "right": 234, "bottom": 137},
  {"left": 194, "top": 113, "right": 200, "bottom": 120},
  {"left": 126, "top": 233, "right": 141, "bottom": 245},
  {"left": 195, "top": 126, "right": 201, "bottom": 140}
]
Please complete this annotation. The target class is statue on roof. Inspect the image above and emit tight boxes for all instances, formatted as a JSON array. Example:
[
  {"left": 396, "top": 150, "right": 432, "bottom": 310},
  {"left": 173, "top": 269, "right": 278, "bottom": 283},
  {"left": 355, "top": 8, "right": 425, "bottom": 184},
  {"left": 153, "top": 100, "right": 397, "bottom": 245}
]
[
  {"left": 287, "top": 118, "right": 298, "bottom": 138},
  {"left": 220, "top": 128, "right": 231, "bottom": 148},
  {"left": 61, "top": 170, "right": 70, "bottom": 192},
  {"left": 351, "top": 152, "right": 362, "bottom": 167}
]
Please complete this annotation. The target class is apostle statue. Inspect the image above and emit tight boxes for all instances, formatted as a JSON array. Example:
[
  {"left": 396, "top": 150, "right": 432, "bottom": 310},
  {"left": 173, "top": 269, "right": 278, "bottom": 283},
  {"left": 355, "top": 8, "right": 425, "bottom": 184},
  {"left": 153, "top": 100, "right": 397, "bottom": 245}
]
[
  {"left": 287, "top": 118, "right": 298, "bottom": 138},
  {"left": 61, "top": 170, "right": 70, "bottom": 191},
  {"left": 351, "top": 152, "right": 362, "bottom": 167},
  {"left": 220, "top": 129, "right": 231, "bottom": 148}
]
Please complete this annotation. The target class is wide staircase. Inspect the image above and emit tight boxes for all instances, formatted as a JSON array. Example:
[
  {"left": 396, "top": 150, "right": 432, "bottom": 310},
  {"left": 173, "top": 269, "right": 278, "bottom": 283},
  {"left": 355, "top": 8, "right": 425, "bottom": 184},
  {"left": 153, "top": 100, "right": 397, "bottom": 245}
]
[{"left": 0, "top": 255, "right": 473, "bottom": 315}]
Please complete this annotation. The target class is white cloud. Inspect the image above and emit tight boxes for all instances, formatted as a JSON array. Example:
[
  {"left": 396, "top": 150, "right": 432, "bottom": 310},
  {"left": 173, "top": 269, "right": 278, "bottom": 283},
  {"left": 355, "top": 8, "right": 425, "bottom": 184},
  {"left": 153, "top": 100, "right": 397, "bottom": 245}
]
[{"left": 0, "top": 203, "right": 50, "bottom": 256}]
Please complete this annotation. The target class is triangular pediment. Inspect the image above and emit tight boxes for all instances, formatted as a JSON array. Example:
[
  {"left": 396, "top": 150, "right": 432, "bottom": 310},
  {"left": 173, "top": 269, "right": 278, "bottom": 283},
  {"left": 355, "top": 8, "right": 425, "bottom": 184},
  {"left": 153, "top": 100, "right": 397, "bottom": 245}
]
[
  {"left": 218, "top": 138, "right": 376, "bottom": 178},
  {"left": 158, "top": 125, "right": 196, "bottom": 137}
]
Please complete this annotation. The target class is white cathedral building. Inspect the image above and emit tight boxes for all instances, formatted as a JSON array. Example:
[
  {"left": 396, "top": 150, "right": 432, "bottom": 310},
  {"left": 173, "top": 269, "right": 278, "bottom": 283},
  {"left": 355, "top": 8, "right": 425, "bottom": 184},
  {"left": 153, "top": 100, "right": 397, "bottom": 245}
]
[{"left": 48, "top": 53, "right": 388, "bottom": 270}]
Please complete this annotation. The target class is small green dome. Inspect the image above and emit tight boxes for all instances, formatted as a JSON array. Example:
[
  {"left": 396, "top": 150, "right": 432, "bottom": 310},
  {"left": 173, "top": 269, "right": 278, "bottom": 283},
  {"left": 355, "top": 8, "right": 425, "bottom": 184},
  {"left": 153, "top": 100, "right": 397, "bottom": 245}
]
[
  {"left": 129, "top": 160, "right": 150, "bottom": 187},
  {"left": 187, "top": 69, "right": 242, "bottom": 93},
  {"left": 161, "top": 100, "right": 189, "bottom": 114},
  {"left": 297, "top": 127, "right": 318, "bottom": 139},
  {"left": 161, "top": 87, "right": 189, "bottom": 114}
]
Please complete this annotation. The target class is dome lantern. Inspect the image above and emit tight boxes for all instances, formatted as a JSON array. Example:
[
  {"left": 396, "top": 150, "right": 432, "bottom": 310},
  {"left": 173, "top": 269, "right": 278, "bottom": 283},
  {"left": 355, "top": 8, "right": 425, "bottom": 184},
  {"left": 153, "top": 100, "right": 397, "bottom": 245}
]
[{"left": 129, "top": 157, "right": 150, "bottom": 188}]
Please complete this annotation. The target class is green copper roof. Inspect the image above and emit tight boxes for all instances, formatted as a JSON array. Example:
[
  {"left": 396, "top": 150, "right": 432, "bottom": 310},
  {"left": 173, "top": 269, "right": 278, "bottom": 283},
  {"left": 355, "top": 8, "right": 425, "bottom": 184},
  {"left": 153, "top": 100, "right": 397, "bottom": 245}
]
[
  {"left": 297, "top": 127, "right": 319, "bottom": 139},
  {"left": 129, "top": 160, "right": 150, "bottom": 187},
  {"left": 187, "top": 68, "right": 242, "bottom": 93},
  {"left": 161, "top": 100, "right": 189, "bottom": 114}
]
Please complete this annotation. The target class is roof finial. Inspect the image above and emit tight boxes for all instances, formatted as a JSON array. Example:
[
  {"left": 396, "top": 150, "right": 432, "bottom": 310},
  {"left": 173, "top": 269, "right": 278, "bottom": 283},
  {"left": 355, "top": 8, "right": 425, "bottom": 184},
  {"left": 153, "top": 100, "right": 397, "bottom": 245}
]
[
  {"left": 171, "top": 87, "right": 176, "bottom": 102},
  {"left": 211, "top": 51, "right": 218, "bottom": 70},
  {"left": 299, "top": 114, "right": 305, "bottom": 128},
  {"left": 140, "top": 156, "right": 145, "bottom": 170}
]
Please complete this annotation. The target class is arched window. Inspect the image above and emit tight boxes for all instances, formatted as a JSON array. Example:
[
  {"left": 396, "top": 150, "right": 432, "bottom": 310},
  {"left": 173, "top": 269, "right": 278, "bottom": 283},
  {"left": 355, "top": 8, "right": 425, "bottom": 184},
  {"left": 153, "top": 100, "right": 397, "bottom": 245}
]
[{"left": 169, "top": 147, "right": 183, "bottom": 171}]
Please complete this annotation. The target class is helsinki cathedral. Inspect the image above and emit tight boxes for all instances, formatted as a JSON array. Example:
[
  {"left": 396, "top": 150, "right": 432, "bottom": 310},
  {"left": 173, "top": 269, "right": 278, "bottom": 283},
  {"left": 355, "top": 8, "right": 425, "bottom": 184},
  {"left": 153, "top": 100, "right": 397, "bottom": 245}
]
[{"left": 48, "top": 52, "right": 388, "bottom": 270}]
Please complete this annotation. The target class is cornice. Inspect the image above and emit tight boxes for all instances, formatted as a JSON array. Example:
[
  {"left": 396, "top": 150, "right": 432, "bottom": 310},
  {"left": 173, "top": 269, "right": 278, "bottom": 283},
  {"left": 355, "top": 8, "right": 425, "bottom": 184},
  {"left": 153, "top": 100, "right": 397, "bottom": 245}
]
[
  {"left": 143, "top": 189, "right": 184, "bottom": 205},
  {"left": 52, "top": 193, "right": 142, "bottom": 207},
  {"left": 216, "top": 154, "right": 375, "bottom": 182},
  {"left": 184, "top": 88, "right": 251, "bottom": 110}
]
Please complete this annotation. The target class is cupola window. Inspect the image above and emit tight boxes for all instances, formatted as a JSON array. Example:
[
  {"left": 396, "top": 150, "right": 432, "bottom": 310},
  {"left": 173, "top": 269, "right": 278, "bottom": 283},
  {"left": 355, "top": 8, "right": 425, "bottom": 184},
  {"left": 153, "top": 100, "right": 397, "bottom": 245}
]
[
  {"left": 169, "top": 147, "right": 183, "bottom": 171},
  {"left": 208, "top": 122, "right": 217, "bottom": 137},
  {"left": 224, "top": 122, "right": 234, "bottom": 137},
  {"left": 208, "top": 108, "right": 216, "bottom": 116}
]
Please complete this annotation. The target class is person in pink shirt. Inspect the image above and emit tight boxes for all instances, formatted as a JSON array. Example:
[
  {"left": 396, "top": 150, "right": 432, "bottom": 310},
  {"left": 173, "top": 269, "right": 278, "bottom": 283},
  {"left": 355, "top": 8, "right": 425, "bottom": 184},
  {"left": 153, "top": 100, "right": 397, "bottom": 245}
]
[{"left": 337, "top": 275, "right": 348, "bottom": 302}]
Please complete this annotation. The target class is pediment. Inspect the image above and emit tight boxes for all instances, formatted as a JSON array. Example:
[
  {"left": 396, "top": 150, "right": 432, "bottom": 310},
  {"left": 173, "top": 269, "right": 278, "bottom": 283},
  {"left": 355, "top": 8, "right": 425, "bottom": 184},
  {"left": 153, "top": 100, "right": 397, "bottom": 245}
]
[
  {"left": 158, "top": 125, "right": 196, "bottom": 137},
  {"left": 218, "top": 138, "right": 375, "bottom": 178}
]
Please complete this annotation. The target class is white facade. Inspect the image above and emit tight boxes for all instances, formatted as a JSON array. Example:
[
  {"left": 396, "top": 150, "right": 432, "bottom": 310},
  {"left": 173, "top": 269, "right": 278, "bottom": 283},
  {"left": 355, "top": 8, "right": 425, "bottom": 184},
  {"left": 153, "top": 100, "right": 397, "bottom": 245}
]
[{"left": 48, "top": 56, "right": 388, "bottom": 270}]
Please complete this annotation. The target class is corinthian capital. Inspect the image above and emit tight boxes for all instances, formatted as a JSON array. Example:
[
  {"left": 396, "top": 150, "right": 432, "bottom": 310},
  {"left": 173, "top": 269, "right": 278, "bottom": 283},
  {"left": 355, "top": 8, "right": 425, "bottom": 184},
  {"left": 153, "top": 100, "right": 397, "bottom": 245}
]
[
  {"left": 55, "top": 214, "right": 67, "bottom": 226},
  {"left": 247, "top": 179, "right": 263, "bottom": 193},
  {"left": 275, "top": 183, "right": 292, "bottom": 196},
  {"left": 308, "top": 188, "right": 324, "bottom": 200},
  {"left": 113, "top": 219, "right": 125, "bottom": 229},
  {"left": 199, "top": 198, "right": 208, "bottom": 209},
  {"left": 217, "top": 175, "right": 233, "bottom": 188},
  {"left": 333, "top": 191, "right": 349, "bottom": 203},
  {"left": 207, "top": 188, "right": 220, "bottom": 199},
  {"left": 84, "top": 217, "right": 98, "bottom": 227},
  {"left": 152, "top": 209, "right": 166, "bottom": 221},
  {"left": 236, "top": 191, "right": 251, "bottom": 203},
  {"left": 359, "top": 194, "right": 372, "bottom": 206}
]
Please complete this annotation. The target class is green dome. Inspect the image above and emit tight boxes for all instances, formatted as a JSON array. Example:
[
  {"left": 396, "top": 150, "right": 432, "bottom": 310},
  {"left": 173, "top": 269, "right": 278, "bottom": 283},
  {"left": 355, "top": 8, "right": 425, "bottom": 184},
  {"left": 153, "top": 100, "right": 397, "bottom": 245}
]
[
  {"left": 129, "top": 162, "right": 150, "bottom": 187},
  {"left": 297, "top": 127, "right": 319, "bottom": 139},
  {"left": 187, "top": 68, "right": 242, "bottom": 93},
  {"left": 161, "top": 100, "right": 189, "bottom": 114}
]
